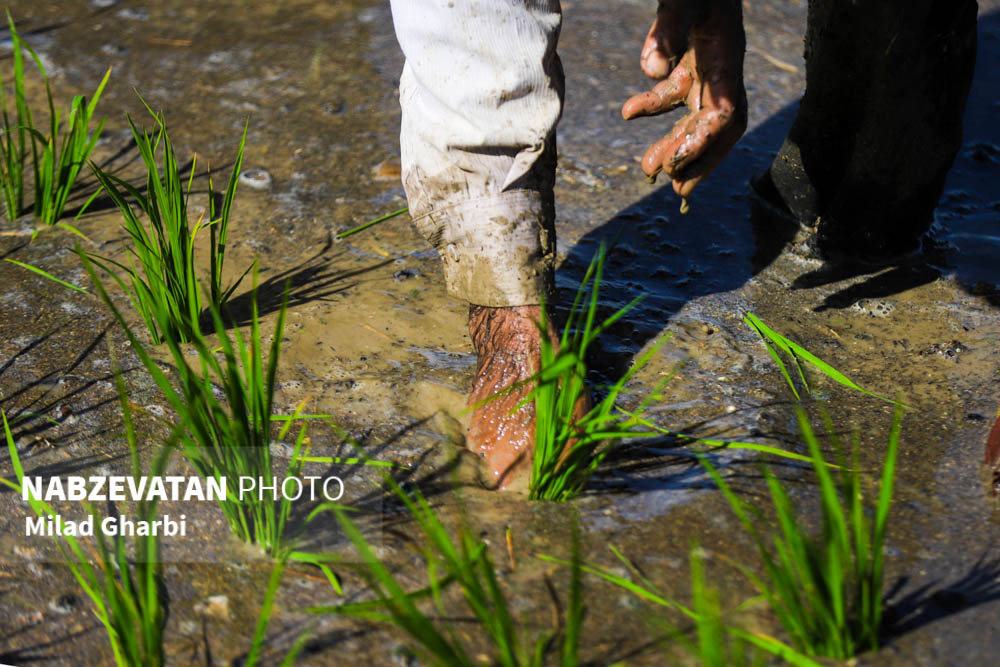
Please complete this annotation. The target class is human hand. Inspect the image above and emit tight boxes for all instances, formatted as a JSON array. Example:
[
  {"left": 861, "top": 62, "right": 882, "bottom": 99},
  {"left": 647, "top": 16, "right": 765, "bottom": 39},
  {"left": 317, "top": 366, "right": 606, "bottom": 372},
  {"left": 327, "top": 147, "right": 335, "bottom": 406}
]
[{"left": 622, "top": 0, "right": 747, "bottom": 198}]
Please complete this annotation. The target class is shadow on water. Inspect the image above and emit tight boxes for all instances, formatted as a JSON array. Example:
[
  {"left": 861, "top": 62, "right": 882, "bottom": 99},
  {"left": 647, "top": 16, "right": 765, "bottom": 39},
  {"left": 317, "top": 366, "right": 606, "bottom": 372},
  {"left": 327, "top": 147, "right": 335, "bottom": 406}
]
[
  {"left": 882, "top": 553, "right": 1000, "bottom": 640},
  {"left": 558, "top": 9, "right": 1000, "bottom": 380},
  {"left": 0, "top": 240, "right": 28, "bottom": 260},
  {"left": 213, "top": 238, "right": 396, "bottom": 330},
  {"left": 0, "top": 326, "right": 131, "bottom": 478},
  {"left": 554, "top": 95, "right": 793, "bottom": 386},
  {"left": 0, "top": 610, "right": 88, "bottom": 663},
  {"left": 921, "top": 10, "right": 1000, "bottom": 306},
  {"left": 0, "top": 327, "right": 116, "bottom": 430}
]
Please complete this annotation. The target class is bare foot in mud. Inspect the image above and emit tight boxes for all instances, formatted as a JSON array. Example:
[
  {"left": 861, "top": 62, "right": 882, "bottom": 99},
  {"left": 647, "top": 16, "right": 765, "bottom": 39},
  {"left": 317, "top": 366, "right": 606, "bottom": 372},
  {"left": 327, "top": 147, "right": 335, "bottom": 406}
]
[
  {"left": 466, "top": 305, "right": 549, "bottom": 492},
  {"left": 467, "top": 304, "right": 593, "bottom": 492}
]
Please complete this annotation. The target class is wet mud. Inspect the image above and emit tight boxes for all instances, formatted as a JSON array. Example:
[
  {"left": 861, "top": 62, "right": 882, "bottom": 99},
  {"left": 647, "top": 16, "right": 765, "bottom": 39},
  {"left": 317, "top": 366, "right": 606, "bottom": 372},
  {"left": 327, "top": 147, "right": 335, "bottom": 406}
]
[{"left": 2, "top": 0, "right": 1000, "bottom": 664}]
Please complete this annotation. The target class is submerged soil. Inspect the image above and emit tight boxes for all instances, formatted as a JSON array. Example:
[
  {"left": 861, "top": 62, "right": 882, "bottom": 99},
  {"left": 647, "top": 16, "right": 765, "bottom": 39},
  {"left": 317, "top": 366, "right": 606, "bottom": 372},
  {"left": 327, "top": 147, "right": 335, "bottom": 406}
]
[{"left": 1, "top": 0, "right": 999, "bottom": 664}]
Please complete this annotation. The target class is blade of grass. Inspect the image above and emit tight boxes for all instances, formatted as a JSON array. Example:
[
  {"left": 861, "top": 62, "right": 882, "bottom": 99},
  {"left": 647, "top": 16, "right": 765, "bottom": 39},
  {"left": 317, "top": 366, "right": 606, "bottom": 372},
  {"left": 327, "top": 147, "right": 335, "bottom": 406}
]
[
  {"left": 4, "top": 257, "right": 88, "bottom": 292},
  {"left": 245, "top": 558, "right": 286, "bottom": 667},
  {"left": 744, "top": 313, "right": 902, "bottom": 406},
  {"left": 336, "top": 207, "right": 408, "bottom": 239}
]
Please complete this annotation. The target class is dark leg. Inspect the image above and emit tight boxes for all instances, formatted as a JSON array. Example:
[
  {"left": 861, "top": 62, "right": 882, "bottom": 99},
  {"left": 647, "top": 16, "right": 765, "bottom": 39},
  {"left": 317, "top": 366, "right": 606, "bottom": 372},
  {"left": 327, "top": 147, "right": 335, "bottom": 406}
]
[{"left": 761, "top": 0, "right": 978, "bottom": 262}]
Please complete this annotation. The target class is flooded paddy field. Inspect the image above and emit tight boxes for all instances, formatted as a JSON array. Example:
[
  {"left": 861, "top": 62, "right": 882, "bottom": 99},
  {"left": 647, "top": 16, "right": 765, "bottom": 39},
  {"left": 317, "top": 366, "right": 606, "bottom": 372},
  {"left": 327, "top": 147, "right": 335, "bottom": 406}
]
[{"left": 1, "top": 0, "right": 999, "bottom": 664}]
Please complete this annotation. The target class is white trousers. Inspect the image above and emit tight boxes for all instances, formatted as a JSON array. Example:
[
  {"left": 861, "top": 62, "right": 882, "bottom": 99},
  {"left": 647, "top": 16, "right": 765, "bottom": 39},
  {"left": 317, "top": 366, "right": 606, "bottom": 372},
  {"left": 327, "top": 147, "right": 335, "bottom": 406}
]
[{"left": 390, "top": 0, "right": 564, "bottom": 306}]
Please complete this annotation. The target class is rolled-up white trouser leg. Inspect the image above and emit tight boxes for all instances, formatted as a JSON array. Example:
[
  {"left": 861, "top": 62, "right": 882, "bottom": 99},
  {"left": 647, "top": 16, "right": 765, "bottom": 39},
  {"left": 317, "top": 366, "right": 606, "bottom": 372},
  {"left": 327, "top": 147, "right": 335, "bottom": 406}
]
[{"left": 389, "top": 0, "right": 564, "bottom": 307}]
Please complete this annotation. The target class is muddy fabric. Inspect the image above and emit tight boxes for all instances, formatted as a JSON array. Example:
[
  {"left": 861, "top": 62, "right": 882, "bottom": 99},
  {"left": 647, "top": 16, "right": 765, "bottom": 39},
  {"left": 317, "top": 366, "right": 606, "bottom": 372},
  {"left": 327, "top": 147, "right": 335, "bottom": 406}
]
[
  {"left": 390, "top": 0, "right": 564, "bottom": 307},
  {"left": 765, "top": 0, "right": 978, "bottom": 261}
]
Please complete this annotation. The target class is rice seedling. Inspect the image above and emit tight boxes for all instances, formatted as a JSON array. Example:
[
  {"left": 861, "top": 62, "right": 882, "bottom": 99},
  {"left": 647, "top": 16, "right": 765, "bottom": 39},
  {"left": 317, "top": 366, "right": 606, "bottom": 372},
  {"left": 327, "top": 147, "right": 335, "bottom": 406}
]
[
  {"left": 601, "top": 314, "right": 892, "bottom": 474},
  {"left": 684, "top": 546, "right": 760, "bottom": 667},
  {"left": 0, "top": 13, "right": 110, "bottom": 225},
  {"left": 29, "top": 56, "right": 110, "bottom": 226},
  {"left": 243, "top": 555, "right": 315, "bottom": 667},
  {"left": 699, "top": 405, "right": 903, "bottom": 659},
  {"left": 86, "top": 101, "right": 250, "bottom": 343},
  {"left": 1, "top": 379, "right": 170, "bottom": 666},
  {"left": 81, "top": 255, "right": 312, "bottom": 557},
  {"left": 336, "top": 206, "right": 408, "bottom": 239},
  {"left": 743, "top": 313, "right": 898, "bottom": 405},
  {"left": 243, "top": 436, "right": 396, "bottom": 667},
  {"left": 490, "top": 243, "right": 668, "bottom": 501},
  {"left": 308, "top": 478, "right": 584, "bottom": 666},
  {"left": 0, "top": 14, "right": 32, "bottom": 222},
  {"left": 543, "top": 545, "right": 818, "bottom": 666},
  {"left": 245, "top": 557, "right": 288, "bottom": 667}
]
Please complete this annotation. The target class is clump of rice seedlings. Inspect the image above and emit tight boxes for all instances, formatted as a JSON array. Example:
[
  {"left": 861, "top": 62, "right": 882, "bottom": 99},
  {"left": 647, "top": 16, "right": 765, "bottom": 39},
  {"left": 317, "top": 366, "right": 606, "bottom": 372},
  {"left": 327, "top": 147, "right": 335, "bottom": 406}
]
[
  {"left": 497, "top": 261, "right": 849, "bottom": 500},
  {"left": 517, "top": 244, "right": 669, "bottom": 501},
  {"left": 0, "top": 13, "right": 110, "bottom": 225},
  {"left": 87, "top": 101, "right": 250, "bottom": 344},
  {"left": 1, "top": 383, "right": 169, "bottom": 667},
  {"left": 82, "top": 256, "right": 310, "bottom": 557},
  {"left": 29, "top": 44, "right": 110, "bottom": 226},
  {"left": 308, "top": 478, "right": 584, "bottom": 666},
  {"left": 0, "top": 14, "right": 32, "bottom": 221},
  {"left": 700, "top": 406, "right": 903, "bottom": 659},
  {"left": 744, "top": 313, "right": 898, "bottom": 405},
  {"left": 239, "top": 439, "right": 393, "bottom": 667},
  {"left": 244, "top": 440, "right": 393, "bottom": 667},
  {"left": 543, "top": 545, "right": 817, "bottom": 666}
]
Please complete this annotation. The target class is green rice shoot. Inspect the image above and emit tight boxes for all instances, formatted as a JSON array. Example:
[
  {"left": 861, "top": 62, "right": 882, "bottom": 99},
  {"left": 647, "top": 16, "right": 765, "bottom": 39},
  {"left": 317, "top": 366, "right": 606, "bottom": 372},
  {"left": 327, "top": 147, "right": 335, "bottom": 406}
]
[
  {"left": 619, "top": 405, "right": 843, "bottom": 467},
  {"left": 0, "top": 13, "right": 32, "bottom": 222},
  {"left": 1, "top": 380, "right": 169, "bottom": 667},
  {"left": 700, "top": 405, "right": 903, "bottom": 659},
  {"left": 0, "top": 13, "right": 109, "bottom": 225},
  {"left": 743, "top": 313, "right": 899, "bottom": 405},
  {"left": 82, "top": 256, "right": 311, "bottom": 557},
  {"left": 308, "top": 477, "right": 584, "bottom": 666},
  {"left": 521, "top": 243, "right": 669, "bottom": 501},
  {"left": 336, "top": 207, "right": 408, "bottom": 239},
  {"left": 243, "top": 555, "right": 315, "bottom": 667},
  {"left": 87, "top": 101, "right": 250, "bottom": 344},
  {"left": 3, "top": 256, "right": 89, "bottom": 292}
]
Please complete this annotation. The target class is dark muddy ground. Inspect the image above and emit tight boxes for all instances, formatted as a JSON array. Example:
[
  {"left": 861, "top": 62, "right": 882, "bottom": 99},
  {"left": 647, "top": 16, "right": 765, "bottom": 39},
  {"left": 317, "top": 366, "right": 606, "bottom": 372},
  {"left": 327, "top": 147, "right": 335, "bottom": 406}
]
[{"left": 1, "top": 0, "right": 999, "bottom": 665}]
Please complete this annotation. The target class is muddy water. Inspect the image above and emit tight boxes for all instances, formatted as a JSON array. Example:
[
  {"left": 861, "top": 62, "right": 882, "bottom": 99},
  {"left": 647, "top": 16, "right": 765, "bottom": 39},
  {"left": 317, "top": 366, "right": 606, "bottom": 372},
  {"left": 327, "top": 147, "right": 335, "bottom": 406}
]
[{"left": 1, "top": 0, "right": 1000, "bottom": 664}]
